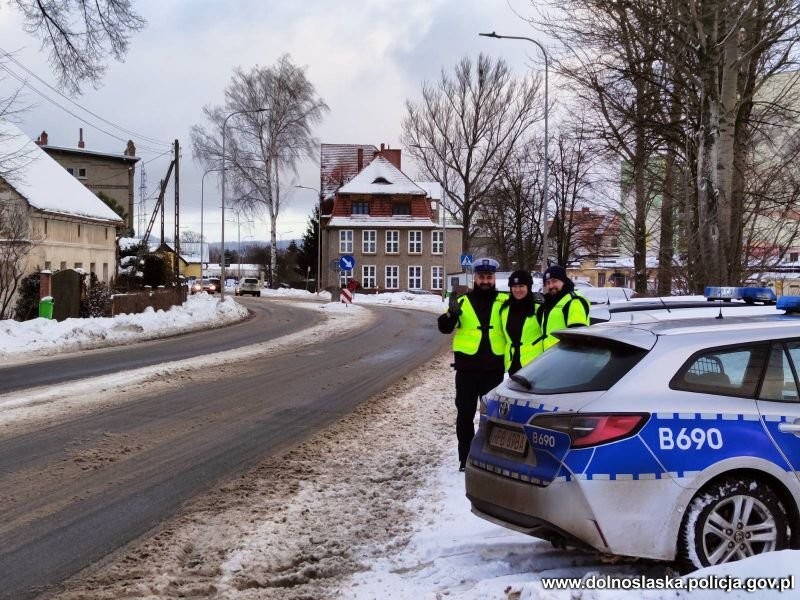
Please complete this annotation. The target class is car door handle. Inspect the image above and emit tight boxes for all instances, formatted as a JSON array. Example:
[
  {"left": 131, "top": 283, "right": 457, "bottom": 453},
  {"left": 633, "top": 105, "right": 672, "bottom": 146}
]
[{"left": 778, "top": 421, "right": 800, "bottom": 434}]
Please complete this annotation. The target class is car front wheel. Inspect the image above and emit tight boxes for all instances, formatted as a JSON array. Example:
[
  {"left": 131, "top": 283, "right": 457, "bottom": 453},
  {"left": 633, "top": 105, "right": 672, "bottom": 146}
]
[{"left": 677, "top": 477, "right": 790, "bottom": 572}]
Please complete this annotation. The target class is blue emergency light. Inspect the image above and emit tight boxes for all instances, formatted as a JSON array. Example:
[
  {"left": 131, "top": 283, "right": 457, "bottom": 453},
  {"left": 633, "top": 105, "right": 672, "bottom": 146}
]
[
  {"left": 704, "top": 286, "right": 776, "bottom": 304},
  {"left": 777, "top": 295, "right": 800, "bottom": 313}
]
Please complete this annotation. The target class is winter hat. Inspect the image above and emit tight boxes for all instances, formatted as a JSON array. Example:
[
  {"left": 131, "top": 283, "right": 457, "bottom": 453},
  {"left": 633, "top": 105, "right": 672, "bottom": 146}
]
[
  {"left": 543, "top": 265, "right": 569, "bottom": 284},
  {"left": 508, "top": 270, "right": 533, "bottom": 289}
]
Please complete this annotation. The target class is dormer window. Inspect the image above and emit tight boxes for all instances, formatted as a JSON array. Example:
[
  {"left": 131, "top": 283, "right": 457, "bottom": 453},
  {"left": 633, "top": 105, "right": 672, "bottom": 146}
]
[
  {"left": 372, "top": 176, "right": 391, "bottom": 184},
  {"left": 392, "top": 203, "right": 411, "bottom": 216},
  {"left": 352, "top": 201, "right": 370, "bottom": 215}
]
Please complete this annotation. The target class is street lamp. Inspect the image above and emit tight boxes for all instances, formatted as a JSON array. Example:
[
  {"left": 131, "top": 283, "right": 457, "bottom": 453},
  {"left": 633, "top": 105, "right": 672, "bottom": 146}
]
[
  {"left": 226, "top": 207, "right": 254, "bottom": 282},
  {"left": 479, "top": 31, "right": 550, "bottom": 274},
  {"left": 221, "top": 107, "right": 267, "bottom": 299},
  {"left": 295, "top": 184, "right": 322, "bottom": 294},
  {"left": 201, "top": 167, "right": 226, "bottom": 281}
]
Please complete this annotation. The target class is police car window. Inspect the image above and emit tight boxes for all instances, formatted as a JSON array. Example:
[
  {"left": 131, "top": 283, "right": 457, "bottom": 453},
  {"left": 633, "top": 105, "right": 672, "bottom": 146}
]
[
  {"left": 673, "top": 344, "right": 768, "bottom": 398},
  {"left": 765, "top": 342, "right": 800, "bottom": 403},
  {"left": 511, "top": 339, "right": 646, "bottom": 394}
]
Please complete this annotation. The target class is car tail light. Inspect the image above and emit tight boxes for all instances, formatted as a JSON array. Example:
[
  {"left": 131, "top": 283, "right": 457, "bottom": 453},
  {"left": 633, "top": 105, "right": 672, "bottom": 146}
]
[{"left": 531, "top": 413, "right": 648, "bottom": 448}]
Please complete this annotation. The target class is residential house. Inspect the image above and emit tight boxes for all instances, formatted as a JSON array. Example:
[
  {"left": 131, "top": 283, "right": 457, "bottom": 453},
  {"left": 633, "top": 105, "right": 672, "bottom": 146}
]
[
  {"left": 320, "top": 145, "right": 462, "bottom": 292},
  {"left": 0, "top": 121, "right": 124, "bottom": 285},
  {"left": 34, "top": 128, "right": 139, "bottom": 233}
]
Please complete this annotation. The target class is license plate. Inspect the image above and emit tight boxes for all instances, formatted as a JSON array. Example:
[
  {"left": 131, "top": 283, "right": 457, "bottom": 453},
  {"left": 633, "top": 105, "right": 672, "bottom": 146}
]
[{"left": 489, "top": 425, "right": 528, "bottom": 455}]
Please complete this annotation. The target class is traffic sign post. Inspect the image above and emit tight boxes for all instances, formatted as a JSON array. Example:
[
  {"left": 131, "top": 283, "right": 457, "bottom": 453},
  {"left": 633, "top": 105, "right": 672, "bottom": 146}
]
[{"left": 460, "top": 253, "right": 473, "bottom": 270}]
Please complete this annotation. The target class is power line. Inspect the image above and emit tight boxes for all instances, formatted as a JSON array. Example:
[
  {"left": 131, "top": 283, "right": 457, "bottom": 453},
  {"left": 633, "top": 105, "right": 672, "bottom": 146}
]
[{"left": 0, "top": 49, "right": 172, "bottom": 154}]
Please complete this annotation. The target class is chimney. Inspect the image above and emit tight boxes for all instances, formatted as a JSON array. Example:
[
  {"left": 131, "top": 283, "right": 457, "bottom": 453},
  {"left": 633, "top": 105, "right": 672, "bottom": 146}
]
[
  {"left": 380, "top": 143, "right": 385, "bottom": 151},
  {"left": 78, "top": 128, "right": 85, "bottom": 148},
  {"left": 35, "top": 131, "right": 48, "bottom": 146},
  {"left": 357, "top": 148, "right": 363, "bottom": 172}
]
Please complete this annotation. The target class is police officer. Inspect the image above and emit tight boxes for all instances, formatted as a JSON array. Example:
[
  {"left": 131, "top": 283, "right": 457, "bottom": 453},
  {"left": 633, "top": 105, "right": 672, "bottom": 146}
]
[
  {"left": 500, "top": 270, "right": 543, "bottom": 375},
  {"left": 438, "top": 257, "right": 508, "bottom": 471},
  {"left": 535, "top": 265, "right": 590, "bottom": 355}
]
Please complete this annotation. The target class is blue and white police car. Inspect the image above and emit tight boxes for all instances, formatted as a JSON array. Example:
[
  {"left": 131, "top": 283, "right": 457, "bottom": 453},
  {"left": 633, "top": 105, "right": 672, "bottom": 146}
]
[{"left": 466, "top": 292, "right": 800, "bottom": 571}]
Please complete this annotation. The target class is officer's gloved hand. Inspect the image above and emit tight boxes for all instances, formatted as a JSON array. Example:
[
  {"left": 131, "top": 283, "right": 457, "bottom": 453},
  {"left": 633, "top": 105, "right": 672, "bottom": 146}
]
[
  {"left": 532, "top": 291, "right": 545, "bottom": 305},
  {"left": 448, "top": 294, "right": 462, "bottom": 317}
]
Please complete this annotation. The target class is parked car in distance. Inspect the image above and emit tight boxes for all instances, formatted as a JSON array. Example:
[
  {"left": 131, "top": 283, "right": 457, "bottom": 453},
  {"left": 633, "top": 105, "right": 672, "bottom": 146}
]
[
  {"left": 209, "top": 278, "right": 223, "bottom": 294},
  {"left": 466, "top": 295, "right": 800, "bottom": 571},
  {"left": 191, "top": 278, "right": 216, "bottom": 295},
  {"left": 235, "top": 277, "right": 262, "bottom": 297}
]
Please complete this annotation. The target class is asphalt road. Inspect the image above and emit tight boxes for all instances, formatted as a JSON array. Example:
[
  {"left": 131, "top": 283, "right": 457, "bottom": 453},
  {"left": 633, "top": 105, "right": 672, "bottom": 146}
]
[
  {"left": 0, "top": 301, "right": 448, "bottom": 600},
  {"left": 0, "top": 297, "right": 321, "bottom": 394}
]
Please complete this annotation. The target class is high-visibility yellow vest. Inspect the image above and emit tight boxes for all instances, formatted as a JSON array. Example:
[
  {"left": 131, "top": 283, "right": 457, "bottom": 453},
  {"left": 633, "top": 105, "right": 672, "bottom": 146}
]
[
  {"left": 500, "top": 306, "right": 543, "bottom": 370},
  {"left": 452, "top": 294, "right": 508, "bottom": 356},
  {"left": 534, "top": 291, "right": 590, "bottom": 354}
]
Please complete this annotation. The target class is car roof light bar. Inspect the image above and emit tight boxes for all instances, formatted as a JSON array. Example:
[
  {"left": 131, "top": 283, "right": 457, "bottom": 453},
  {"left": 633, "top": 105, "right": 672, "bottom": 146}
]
[
  {"left": 704, "top": 286, "right": 776, "bottom": 302},
  {"left": 776, "top": 295, "right": 800, "bottom": 313}
]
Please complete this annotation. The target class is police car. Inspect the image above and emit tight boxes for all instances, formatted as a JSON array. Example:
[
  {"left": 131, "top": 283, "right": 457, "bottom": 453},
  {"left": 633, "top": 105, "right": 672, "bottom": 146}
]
[{"left": 465, "top": 292, "right": 800, "bottom": 571}]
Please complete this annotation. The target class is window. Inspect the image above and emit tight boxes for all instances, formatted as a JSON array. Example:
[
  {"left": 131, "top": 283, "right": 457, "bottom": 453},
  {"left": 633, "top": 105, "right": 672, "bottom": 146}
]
[
  {"left": 791, "top": 252, "right": 799, "bottom": 262},
  {"left": 44, "top": 221, "right": 48, "bottom": 235},
  {"left": 431, "top": 266, "right": 443, "bottom": 291},
  {"left": 672, "top": 344, "right": 769, "bottom": 398},
  {"left": 90, "top": 262, "right": 96, "bottom": 275},
  {"left": 105, "top": 227, "right": 109, "bottom": 240},
  {"left": 393, "top": 203, "right": 411, "bottom": 215},
  {"left": 362, "top": 230, "right": 376, "bottom": 254},
  {"left": 44, "top": 261, "right": 51, "bottom": 270},
  {"left": 60, "top": 261, "right": 67, "bottom": 270},
  {"left": 385, "top": 230, "right": 399, "bottom": 254},
  {"left": 74, "top": 262, "right": 83, "bottom": 269},
  {"left": 78, "top": 168, "right": 87, "bottom": 178},
  {"left": 610, "top": 237, "right": 619, "bottom": 249},
  {"left": 362, "top": 265, "right": 376, "bottom": 289},
  {"left": 352, "top": 201, "right": 370, "bottom": 215},
  {"left": 598, "top": 272, "right": 607, "bottom": 287},
  {"left": 759, "top": 343, "right": 800, "bottom": 402},
  {"left": 339, "top": 269, "right": 353, "bottom": 287},
  {"left": 339, "top": 230, "right": 353, "bottom": 253},
  {"left": 77, "top": 224, "right": 81, "bottom": 238},
  {"left": 385, "top": 265, "right": 399, "bottom": 289},
  {"left": 66, "top": 168, "right": 74, "bottom": 175},
  {"left": 408, "top": 230, "right": 422, "bottom": 254},
  {"left": 408, "top": 266, "right": 422, "bottom": 290},
  {"left": 432, "top": 230, "right": 444, "bottom": 254},
  {"left": 511, "top": 338, "right": 647, "bottom": 394},
  {"left": 103, "top": 263, "right": 109, "bottom": 281}
]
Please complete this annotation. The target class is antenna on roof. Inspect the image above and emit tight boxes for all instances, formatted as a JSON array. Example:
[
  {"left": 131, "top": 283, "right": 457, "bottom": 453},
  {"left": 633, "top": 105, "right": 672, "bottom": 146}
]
[
  {"left": 716, "top": 303, "right": 724, "bottom": 319},
  {"left": 658, "top": 296, "right": 671, "bottom": 313}
]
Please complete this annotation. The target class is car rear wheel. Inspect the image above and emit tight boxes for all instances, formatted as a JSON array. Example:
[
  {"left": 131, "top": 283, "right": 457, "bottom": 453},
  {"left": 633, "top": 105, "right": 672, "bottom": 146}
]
[{"left": 677, "top": 477, "right": 789, "bottom": 572}]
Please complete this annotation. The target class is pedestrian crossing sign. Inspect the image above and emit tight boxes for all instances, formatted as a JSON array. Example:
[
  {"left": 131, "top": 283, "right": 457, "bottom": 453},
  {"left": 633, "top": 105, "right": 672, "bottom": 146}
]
[{"left": 460, "top": 254, "right": 473, "bottom": 268}]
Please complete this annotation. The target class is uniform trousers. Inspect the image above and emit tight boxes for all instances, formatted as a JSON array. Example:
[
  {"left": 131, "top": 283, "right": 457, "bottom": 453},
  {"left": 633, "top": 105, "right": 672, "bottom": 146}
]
[{"left": 454, "top": 369, "right": 504, "bottom": 464}]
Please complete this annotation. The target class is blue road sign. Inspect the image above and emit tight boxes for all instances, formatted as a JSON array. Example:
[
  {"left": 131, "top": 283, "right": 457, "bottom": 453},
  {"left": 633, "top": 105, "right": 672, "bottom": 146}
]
[
  {"left": 460, "top": 253, "right": 473, "bottom": 268},
  {"left": 339, "top": 255, "right": 356, "bottom": 271}
]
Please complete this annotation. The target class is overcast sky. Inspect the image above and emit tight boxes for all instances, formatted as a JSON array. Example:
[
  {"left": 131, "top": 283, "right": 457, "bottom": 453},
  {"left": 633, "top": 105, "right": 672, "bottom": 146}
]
[{"left": 0, "top": 0, "right": 545, "bottom": 244}]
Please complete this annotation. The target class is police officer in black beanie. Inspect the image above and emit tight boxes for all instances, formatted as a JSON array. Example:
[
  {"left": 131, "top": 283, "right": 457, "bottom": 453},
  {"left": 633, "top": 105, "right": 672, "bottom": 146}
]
[
  {"left": 500, "top": 270, "right": 543, "bottom": 375},
  {"left": 533, "top": 265, "right": 590, "bottom": 357},
  {"left": 438, "top": 258, "right": 508, "bottom": 471}
]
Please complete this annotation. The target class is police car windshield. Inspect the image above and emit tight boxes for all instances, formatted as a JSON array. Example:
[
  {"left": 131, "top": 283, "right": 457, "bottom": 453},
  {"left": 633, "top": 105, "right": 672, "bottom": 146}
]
[{"left": 510, "top": 338, "right": 648, "bottom": 394}]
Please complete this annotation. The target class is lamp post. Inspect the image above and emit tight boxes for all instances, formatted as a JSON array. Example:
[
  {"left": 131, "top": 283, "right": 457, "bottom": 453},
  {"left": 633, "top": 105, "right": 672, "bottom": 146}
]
[
  {"left": 201, "top": 167, "right": 225, "bottom": 281},
  {"left": 479, "top": 31, "right": 550, "bottom": 274},
  {"left": 295, "top": 184, "right": 322, "bottom": 294},
  {"left": 221, "top": 107, "right": 267, "bottom": 299},
  {"left": 226, "top": 208, "right": 253, "bottom": 282}
]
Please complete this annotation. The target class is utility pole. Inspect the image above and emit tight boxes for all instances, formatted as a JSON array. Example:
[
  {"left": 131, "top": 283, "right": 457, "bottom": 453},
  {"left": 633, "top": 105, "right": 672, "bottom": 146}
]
[{"left": 173, "top": 139, "right": 180, "bottom": 285}]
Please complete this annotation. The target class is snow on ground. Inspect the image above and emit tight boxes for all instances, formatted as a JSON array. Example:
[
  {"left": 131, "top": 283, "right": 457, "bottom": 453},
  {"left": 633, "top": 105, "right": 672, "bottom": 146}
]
[{"left": 3, "top": 289, "right": 799, "bottom": 599}]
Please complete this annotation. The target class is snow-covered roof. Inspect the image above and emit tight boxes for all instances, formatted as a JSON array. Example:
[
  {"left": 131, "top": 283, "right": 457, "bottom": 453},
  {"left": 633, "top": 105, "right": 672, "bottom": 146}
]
[
  {"left": 0, "top": 121, "right": 124, "bottom": 224},
  {"left": 337, "top": 156, "right": 426, "bottom": 196},
  {"left": 327, "top": 216, "right": 439, "bottom": 228},
  {"left": 414, "top": 181, "right": 443, "bottom": 201},
  {"left": 40, "top": 144, "right": 139, "bottom": 162}
]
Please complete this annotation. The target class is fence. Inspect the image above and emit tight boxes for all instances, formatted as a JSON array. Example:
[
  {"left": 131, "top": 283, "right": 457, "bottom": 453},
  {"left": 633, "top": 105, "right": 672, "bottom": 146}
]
[{"left": 111, "top": 286, "right": 188, "bottom": 316}]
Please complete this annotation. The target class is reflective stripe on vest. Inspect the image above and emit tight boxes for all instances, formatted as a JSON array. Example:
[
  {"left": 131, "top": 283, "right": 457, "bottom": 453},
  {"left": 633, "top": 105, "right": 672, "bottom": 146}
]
[{"left": 453, "top": 294, "right": 508, "bottom": 356}]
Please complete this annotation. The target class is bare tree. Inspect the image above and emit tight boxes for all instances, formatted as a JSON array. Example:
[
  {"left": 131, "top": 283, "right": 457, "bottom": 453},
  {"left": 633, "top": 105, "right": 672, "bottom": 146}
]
[
  {"left": 10, "top": 0, "right": 145, "bottom": 93},
  {"left": 0, "top": 199, "right": 36, "bottom": 318},
  {"left": 191, "top": 55, "right": 328, "bottom": 283},
  {"left": 475, "top": 140, "right": 543, "bottom": 270},
  {"left": 402, "top": 53, "right": 544, "bottom": 253}
]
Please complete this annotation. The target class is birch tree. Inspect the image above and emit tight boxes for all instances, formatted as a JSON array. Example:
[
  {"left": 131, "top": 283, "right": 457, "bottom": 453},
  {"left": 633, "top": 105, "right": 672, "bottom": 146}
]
[{"left": 191, "top": 55, "right": 329, "bottom": 283}]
